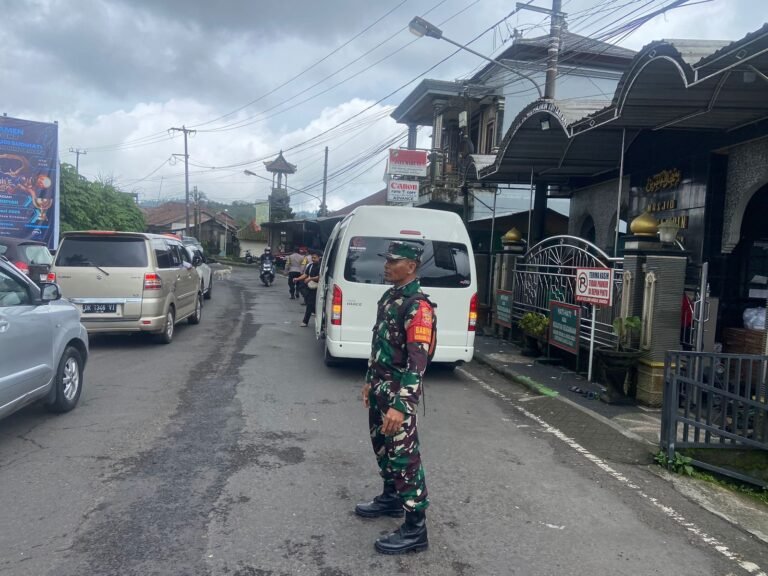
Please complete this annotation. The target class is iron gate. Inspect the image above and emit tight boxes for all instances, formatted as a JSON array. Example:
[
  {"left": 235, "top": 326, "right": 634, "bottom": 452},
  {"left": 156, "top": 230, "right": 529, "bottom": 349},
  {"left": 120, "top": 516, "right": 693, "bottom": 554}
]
[
  {"left": 662, "top": 350, "right": 768, "bottom": 487},
  {"left": 510, "top": 236, "right": 624, "bottom": 349}
]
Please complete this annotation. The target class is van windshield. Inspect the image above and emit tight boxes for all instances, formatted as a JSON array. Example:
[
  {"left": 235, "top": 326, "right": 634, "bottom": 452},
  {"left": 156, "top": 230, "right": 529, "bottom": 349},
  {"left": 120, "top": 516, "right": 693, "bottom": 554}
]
[
  {"left": 344, "top": 237, "right": 471, "bottom": 288},
  {"left": 56, "top": 236, "right": 148, "bottom": 268}
]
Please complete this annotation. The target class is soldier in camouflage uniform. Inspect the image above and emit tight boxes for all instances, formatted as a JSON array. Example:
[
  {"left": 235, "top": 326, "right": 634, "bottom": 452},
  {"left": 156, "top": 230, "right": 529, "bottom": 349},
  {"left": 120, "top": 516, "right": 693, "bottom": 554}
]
[{"left": 355, "top": 241, "right": 433, "bottom": 555}]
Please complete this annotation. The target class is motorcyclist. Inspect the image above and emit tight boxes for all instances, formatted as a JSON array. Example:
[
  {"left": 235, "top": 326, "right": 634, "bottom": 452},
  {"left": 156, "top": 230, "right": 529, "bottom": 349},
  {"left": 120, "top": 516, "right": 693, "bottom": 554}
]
[
  {"left": 259, "top": 247, "right": 275, "bottom": 285},
  {"left": 259, "top": 247, "right": 274, "bottom": 265}
]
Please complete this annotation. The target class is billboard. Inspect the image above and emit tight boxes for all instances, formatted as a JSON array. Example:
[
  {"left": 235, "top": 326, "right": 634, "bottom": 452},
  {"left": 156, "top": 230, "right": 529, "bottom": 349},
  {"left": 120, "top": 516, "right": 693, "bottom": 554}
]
[
  {"left": 387, "top": 180, "right": 419, "bottom": 203},
  {"left": 0, "top": 116, "right": 59, "bottom": 248},
  {"left": 387, "top": 149, "right": 427, "bottom": 177}
]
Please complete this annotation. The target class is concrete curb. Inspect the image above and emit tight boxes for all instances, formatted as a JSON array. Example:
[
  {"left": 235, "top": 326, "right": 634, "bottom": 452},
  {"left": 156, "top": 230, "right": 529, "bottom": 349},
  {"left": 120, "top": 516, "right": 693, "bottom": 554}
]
[{"left": 473, "top": 353, "right": 656, "bottom": 447}]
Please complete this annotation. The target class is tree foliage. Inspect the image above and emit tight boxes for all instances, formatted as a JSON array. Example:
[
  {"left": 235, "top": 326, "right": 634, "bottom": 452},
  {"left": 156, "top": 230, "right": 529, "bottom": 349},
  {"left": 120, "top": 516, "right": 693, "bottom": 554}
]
[{"left": 59, "top": 163, "right": 145, "bottom": 232}]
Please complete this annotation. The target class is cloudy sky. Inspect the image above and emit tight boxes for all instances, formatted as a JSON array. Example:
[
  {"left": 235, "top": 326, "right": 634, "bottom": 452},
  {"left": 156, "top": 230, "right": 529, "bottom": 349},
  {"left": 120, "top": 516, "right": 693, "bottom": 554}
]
[{"left": 1, "top": 0, "right": 763, "bottom": 213}]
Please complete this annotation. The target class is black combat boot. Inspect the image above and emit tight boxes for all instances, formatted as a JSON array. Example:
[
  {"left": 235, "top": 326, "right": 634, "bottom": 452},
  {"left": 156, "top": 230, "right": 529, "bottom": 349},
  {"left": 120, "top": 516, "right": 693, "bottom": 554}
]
[
  {"left": 374, "top": 510, "right": 428, "bottom": 554},
  {"left": 354, "top": 484, "right": 404, "bottom": 518}
]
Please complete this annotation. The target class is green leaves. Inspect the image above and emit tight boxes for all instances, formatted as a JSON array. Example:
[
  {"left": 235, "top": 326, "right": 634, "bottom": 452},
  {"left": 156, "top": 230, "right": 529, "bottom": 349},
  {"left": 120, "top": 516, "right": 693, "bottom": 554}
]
[
  {"left": 654, "top": 450, "right": 694, "bottom": 476},
  {"left": 612, "top": 315, "right": 641, "bottom": 351},
  {"left": 59, "top": 164, "right": 145, "bottom": 233}
]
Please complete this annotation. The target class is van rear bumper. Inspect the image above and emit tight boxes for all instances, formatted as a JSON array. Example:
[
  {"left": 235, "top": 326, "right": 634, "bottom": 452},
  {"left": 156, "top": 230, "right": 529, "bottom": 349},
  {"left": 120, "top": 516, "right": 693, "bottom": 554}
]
[
  {"left": 81, "top": 314, "right": 166, "bottom": 334},
  {"left": 326, "top": 337, "right": 473, "bottom": 363}
]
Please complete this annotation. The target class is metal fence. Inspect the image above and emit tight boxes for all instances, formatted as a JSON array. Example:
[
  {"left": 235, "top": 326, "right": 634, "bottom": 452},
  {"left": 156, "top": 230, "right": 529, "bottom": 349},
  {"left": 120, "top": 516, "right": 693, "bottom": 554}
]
[
  {"left": 509, "top": 236, "right": 624, "bottom": 349},
  {"left": 662, "top": 350, "right": 768, "bottom": 487}
]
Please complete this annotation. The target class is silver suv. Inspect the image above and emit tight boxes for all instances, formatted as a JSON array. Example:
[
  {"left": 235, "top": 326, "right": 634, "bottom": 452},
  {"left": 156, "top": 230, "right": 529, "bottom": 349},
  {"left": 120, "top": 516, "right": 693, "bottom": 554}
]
[
  {"left": 52, "top": 232, "right": 202, "bottom": 343},
  {"left": 0, "top": 257, "right": 88, "bottom": 420}
]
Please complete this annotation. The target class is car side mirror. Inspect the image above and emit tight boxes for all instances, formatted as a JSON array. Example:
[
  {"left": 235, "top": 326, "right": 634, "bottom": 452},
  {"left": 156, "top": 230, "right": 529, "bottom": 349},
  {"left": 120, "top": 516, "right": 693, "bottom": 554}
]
[
  {"left": 41, "top": 283, "right": 61, "bottom": 302},
  {"left": 192, "top": 255, "right": 203, "bottom": 267}
]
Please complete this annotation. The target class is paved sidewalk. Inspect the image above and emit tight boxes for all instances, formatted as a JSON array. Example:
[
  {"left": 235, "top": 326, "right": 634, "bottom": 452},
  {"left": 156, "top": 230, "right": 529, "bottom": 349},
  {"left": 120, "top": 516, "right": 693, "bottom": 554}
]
[
  {"left": 472, "top": 334, "right": 663, "bottom": 447},
  {"left": 470, "top": 333, "right": 768, "bottom": 546}
]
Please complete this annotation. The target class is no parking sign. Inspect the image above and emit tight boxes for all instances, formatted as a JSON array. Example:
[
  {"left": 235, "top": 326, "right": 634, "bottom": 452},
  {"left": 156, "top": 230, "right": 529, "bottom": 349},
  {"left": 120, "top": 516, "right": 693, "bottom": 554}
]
[{"left": 575, "top": 268, "right": 614, "bottom": 307}]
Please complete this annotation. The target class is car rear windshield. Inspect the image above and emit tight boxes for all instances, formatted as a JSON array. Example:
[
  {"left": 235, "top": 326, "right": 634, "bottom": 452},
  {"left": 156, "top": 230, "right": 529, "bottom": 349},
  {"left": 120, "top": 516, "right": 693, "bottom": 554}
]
[
  {"left": 56, "top": 236, "right": 148, "bottom": 268},
  {"left": 344, "top": 236, "right": 471, "bottom": 288},
  {"left": 19, "top": 244, "right": 53, "bottom": 265}
]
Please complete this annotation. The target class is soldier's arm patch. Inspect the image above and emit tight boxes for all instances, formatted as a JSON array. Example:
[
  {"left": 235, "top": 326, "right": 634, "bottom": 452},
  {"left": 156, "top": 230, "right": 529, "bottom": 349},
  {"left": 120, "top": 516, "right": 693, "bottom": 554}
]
[{"left": 406, "top": 300, "right": 433, "bottom": 344}]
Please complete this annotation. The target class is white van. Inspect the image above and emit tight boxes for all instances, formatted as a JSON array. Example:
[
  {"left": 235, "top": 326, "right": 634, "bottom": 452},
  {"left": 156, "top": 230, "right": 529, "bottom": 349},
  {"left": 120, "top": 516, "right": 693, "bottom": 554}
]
[{"left": 315, "top": 206, "right": 477, "bottom": 367}]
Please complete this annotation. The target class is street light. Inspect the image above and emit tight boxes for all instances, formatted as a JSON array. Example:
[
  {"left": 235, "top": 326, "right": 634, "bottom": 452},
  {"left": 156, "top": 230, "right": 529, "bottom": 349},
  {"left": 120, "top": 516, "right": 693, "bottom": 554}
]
[{"left": 408, "top": 16, "right": 543, "bottom": 99}]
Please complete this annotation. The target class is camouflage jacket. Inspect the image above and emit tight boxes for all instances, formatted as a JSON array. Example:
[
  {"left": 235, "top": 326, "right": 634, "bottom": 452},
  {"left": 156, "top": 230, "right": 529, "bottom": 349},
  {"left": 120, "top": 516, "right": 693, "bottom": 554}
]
[{"left": 366, "top": 278, "right": 434, "bottom": 415}]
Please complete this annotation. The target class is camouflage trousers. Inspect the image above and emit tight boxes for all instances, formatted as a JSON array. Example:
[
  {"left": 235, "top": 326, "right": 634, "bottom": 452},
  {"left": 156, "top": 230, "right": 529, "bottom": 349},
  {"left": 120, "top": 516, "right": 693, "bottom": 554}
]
[{"left": 368, "top": 386, "right": 429, "bottom": 512}]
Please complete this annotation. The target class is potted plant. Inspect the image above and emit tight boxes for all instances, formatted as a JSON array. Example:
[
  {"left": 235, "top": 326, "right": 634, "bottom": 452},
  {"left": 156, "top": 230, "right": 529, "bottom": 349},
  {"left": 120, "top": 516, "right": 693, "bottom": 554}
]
[
  {"left": 596, "top": 316, "right": 642, "bottom": 404},
  {"left": 518, "top": 312, "right": 549, "bottom": 357}
]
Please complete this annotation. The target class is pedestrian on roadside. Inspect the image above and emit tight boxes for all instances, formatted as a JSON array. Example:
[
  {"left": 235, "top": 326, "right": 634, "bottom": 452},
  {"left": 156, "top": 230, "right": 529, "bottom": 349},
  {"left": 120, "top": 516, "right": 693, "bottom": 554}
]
[
  {"left": 294, "top": 251, "right": 321, "bottom": 327},
  {"left": 356, "top": 241, "right": 433, "bottom": 555},
  {"left": 285, "top": 247, "right": 305, "bottom": 300}
]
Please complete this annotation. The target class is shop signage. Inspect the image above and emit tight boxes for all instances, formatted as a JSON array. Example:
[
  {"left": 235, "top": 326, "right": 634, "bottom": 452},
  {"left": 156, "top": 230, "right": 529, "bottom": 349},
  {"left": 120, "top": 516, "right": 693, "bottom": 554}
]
[
  {"left": 0, "top": 116, "right": 59, "bottom": 249},
  {"left": 495, "top": 290, "right": 513, "bottom": 328},
  {"left": 575, "top": 268, "right": 614, "bottom": 306},
  {"left": 387, "top": 180, "right": 419, "bottom": 203},
  {"left": 549, "top": 301, "right": 580, "bottom": 354},
  {"left": 387, "top": 149, "right": 427, "bottom": 177},
  {"left": 645, "top": 168, "right": 681, "bottom": 193}
]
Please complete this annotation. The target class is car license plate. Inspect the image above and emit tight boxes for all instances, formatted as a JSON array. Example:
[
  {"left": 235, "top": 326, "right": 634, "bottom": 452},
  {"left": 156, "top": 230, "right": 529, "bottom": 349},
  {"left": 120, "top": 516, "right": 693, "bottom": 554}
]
[
  {"left": 82, "top": 303, "right": 117, "bottom": 314},
  {"left": 40, "top": 274, "right": 48, "bottom": 282}
]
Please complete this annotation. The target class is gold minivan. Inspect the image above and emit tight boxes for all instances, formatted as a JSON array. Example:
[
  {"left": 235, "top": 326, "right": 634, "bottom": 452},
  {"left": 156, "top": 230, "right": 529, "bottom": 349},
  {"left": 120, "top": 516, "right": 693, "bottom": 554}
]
[{"left": 52, "top": 231, "right": 203, "bottom": 343}]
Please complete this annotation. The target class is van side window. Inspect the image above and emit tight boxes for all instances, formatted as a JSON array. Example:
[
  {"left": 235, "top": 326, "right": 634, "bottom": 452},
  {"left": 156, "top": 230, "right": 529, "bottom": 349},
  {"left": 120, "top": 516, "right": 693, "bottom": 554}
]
[
  {"left": 152, "top": 240, "right": 172, "bottom": 269},
  {"left": 324, "top": 235, "right": 342, "bottom": 278},
  {"left": 178, "top": 245, "right": 192, "bottom": 265},
  {"left": 0, "top": 268, "right": 31, "bottom": 307},
  {"left": 168, "top": 244, "right": 183, "bottom": 267}
]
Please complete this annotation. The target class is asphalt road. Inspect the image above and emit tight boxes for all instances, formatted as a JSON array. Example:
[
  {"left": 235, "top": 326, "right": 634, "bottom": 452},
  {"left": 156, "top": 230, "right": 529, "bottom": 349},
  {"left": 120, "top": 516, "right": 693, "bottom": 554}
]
[{"left": 0, "top": 268, "right": 765, "bottom": 576}]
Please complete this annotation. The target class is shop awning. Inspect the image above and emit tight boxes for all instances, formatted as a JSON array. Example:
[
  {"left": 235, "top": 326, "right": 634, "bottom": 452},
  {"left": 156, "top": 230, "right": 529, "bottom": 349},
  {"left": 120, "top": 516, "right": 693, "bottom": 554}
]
[{"left": 479, "top": 23, "right": 768, "bottom": 187}]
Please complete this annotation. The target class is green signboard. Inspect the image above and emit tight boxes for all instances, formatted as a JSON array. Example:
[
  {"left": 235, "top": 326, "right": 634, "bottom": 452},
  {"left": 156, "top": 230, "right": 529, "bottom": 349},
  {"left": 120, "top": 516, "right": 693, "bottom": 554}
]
[
  {"left": 495, "top": 290, "right": 513, "bottom": 328},
  {"left": 549, "top": 301, "right": 580, "bottom": 354}
]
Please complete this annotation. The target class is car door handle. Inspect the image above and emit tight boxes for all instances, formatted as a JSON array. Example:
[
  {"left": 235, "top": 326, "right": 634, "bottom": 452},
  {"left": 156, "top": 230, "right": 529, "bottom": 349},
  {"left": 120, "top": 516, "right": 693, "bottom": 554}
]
[{"left": 0, "top": 320, "right": 9, "bottom": 333}]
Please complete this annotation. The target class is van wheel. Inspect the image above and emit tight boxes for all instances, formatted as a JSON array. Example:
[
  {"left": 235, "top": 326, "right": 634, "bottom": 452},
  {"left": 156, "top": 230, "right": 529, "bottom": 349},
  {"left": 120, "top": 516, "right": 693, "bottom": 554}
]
[
  {"left": 157, "top": 307, "right": 175, "bottom": 344},
  {"left": 188, "top": 293, "right": 202, "bottom": 325},
  {"left": 324, "top": 344, "right": 341, "bottom": 367},
  {"left": 204, "top": 277, "right": 212, "bottom": 300},
  {"left": 46, "top": 346, "right": 83, "bottom": 413}
]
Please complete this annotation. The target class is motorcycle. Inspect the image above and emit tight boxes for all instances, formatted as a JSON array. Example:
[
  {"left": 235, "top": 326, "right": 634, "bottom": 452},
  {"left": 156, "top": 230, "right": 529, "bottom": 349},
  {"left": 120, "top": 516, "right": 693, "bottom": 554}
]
[
  {"left": 260, "top": 260, "right": 275, "bottom": 286},
  {"left": 245, "top": 250, "right": 254, "bottom": 265}
]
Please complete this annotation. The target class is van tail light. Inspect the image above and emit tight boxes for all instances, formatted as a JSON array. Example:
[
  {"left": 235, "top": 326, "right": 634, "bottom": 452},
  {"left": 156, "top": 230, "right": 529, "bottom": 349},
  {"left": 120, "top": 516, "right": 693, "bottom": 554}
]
[
  {"left": 331, "top": 284, "right": 343, "bottom": 326},
  {"left": 14, "top": 261, "right": 30, "bottom": 275},
  {"left": 46, "top": 272, "right": 57, "bottom": 283},
  {"left": 468, "top": 292, "right": 478, "bottom": 331},
  {"left": 144, "top": 273, "right": 162, "bottom": 290}
]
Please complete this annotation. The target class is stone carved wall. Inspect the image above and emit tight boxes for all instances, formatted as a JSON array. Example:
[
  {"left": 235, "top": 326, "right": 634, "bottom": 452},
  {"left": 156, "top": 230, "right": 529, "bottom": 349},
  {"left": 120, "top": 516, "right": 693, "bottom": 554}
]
[{"left": 722, "top": 138, "right": 768, "bottom": 253}]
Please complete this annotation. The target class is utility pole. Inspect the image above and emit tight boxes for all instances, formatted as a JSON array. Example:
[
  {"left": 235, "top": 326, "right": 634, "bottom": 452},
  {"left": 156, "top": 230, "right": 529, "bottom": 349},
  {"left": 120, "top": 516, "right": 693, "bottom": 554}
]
[
  {"left": 69, "top": 148, "right": 87, "bottom": 176},
  {"left": 319, "top": 146, "right": 329, "bottom": 217},
  {"left": 192, "top": 186, "right": 200, "bottom": 240},
  {"left": 545, "top": 0, "right": 563, "bottom": 99},
  {"left": 516, "top": 0, "right": 566, "bottom": 99},
  {"left": 170, "top": 126, "right": 195, "bottom": 235}
]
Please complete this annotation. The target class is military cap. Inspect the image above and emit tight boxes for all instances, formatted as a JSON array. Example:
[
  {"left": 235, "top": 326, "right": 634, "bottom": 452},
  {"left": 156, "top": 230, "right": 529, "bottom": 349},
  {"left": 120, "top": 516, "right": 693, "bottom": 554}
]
[{"left": 380, "top": 240, "right": 423, "bottom": 262}]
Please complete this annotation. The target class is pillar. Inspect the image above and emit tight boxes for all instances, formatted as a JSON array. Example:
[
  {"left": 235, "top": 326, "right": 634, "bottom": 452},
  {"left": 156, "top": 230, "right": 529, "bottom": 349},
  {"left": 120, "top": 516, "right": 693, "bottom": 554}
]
[
  {"left": 531, "top": 182, "right": 548, "bottom": 245},
  {"left": 494, "top": 99, "right": 506, "bottom": 152},
  {"left": 407, "top": 123, "right": 417, "bottom": 150},
  {"left": 622, "top": 233, "right": 687, "bottom": 406}
]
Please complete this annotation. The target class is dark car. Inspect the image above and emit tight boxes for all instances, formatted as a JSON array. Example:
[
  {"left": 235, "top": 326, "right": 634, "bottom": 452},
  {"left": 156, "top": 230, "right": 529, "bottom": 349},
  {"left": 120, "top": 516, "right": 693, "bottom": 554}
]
[{"left": 0, "top": 237, "right": 55, "bottom": 287}]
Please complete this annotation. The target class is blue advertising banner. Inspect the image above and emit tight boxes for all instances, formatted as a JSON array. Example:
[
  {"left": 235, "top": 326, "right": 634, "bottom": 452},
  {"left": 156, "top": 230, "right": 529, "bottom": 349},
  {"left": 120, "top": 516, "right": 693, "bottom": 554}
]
[{"left": 0, "top": 116, "right": 59, "bottom": 248}]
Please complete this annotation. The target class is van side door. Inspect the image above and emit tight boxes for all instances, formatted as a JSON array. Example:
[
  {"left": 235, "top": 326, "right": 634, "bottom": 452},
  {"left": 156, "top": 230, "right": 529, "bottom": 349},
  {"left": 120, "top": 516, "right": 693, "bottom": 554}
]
[
  {"left": 171, "top": 242, "right": 196, "bottom": 315},
  {"left": 0, "top": 266, "right": 54, "bottom": 410}
]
